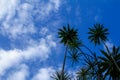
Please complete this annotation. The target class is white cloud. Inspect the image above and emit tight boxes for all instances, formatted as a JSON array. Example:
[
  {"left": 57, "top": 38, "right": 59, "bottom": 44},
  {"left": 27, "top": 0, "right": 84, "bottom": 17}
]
[
  {"left": 33, "top": 0, "right": 60, "bottom": 21},
  {"left": 0, "top": 1, "right": 36, "bottom": 39},
  {"left": 0, "top": 49, "right": 22, "bottom": 76},
  {"left": 0, "top": 0, "right": 61, "bottom": 39},
  {"left": 32, "top": 67, "right": 55, "bottom": 80},
  {"left": 7, "top": 64, "right": 29, "bottom": 80},
  {"left": 0, "top": 35, "right": 56, "bottom": 76},
  {"left": 0, "top": 0, "right": 60, "bottom": 79},
  {"left": 0, "top": 0, "right": 19, "bottom": 20}
]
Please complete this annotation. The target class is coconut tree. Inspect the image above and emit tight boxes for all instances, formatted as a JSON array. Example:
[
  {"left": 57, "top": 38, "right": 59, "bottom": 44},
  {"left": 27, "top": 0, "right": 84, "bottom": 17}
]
[
  {"left": 51, "top": 71, "right": 71, "bottom": 80},
  {"left": 58, "top": 24, "right": 80, "bottom": 80},
  {"left": 99, "top": 46, "right": 120, "bottom": 80}
]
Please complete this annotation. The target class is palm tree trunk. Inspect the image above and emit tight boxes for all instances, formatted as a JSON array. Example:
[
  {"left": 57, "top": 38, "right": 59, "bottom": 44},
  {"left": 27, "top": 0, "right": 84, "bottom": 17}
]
[
  {"left": 60, "top": 45, "right": 68, "bottom": 80},
  {"left": 102, "top": 41, "right": 120, "bottom": 72},
  {"left": 77, "top": 47, "right": 93, "bottom": 58}
]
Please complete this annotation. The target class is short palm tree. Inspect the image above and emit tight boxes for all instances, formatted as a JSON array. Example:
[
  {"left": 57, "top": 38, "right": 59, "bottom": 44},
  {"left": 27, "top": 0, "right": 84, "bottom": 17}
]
[
  {"left": 67, "top": 49, "right": 81, "bottom": 66},
  {"left": 58, "top": 24, "right": 80, "bottom": 79},
  {"left": 76, "top": 67, "right": 92, "bottom": 80},
  {"left": 51, "top": 71, "right": 71, "bottom": 80},
  {"left": 99, "top": 46, "right": 120, "bottom": 80}
]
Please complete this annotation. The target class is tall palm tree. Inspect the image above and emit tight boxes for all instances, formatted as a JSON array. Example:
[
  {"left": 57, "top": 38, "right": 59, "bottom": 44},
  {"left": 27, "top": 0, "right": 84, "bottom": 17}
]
[
  {"left": 51, "top": 71, "right": 71, "bottom": 80},
  {"left": 88, "top": 23, "right": 120, "bottom": 79},
  {"left": 58, "top": 24, "right": 79, "bottom": 80},
  {"left": 88, "top": 23, "right": 109, "bottom": 72},
  {"left": 99, "top": 46, "right": 120, "bottom": 80}
]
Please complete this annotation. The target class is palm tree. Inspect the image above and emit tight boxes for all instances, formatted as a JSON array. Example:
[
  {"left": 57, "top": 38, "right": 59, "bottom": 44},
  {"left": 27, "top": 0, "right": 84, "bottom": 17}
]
[
  {"left": 51, "top": 71, "right": 71, "bottom": 80},
  {"left": 88, "top": 23, "right": 120, "bottom": 79},
  {"left": 99, "top": 46, "right": 120, "bottom": 80},
  {"left": 58, "top": 24, "right": 79, "bottom": 80}
]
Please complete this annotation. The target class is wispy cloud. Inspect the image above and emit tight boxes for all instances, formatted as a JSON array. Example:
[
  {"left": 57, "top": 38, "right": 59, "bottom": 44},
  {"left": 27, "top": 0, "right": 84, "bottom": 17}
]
[
  {"left": 7, "top": 64, "right": 29, "bottom": 80},
  {"left": 0, "top": 0, "right": 19, "bottom": 20},
  {"left": 0, "top": 0, "right": 35, "bottom": 39},
  {"left": 0, "top": 34, "right": 56, "bottom": 78},
  {"left": 32, "top": 67, "right": 55, "bottom": 80},
  {"left": 0, "top": 0, "right": 61, "bottom": 39},
  {"left": 0, "top": 0, "right": 61, "bottom": 79}
]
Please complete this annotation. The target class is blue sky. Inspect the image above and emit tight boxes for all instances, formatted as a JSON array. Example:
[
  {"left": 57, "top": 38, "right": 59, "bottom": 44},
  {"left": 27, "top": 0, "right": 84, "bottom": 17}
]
[{"left": 0, "top": 0, "right": 120, "bottom": 80}]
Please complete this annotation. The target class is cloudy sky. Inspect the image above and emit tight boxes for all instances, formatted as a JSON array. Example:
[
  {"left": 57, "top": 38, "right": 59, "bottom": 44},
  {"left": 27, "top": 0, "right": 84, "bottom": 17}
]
[{"left": 0, "top": 0, "right": 120, "bottom": 80}]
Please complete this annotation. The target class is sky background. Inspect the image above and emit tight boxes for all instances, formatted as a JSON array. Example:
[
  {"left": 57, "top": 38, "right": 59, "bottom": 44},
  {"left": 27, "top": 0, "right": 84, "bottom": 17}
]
[{"left": 0, "top": 0, "right": 120, "bottom": 80}]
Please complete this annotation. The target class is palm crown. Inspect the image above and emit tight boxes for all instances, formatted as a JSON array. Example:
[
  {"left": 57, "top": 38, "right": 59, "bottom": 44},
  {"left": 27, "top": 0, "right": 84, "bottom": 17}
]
[
  {"left": 58, "top": 24, "right": 79, "bottom": 47},
  {"left": 88, "top": 23, "right": 109, "bottom": 45},
  {"left": 76, "top": 68, "right": 90, "bottom": 80}
]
